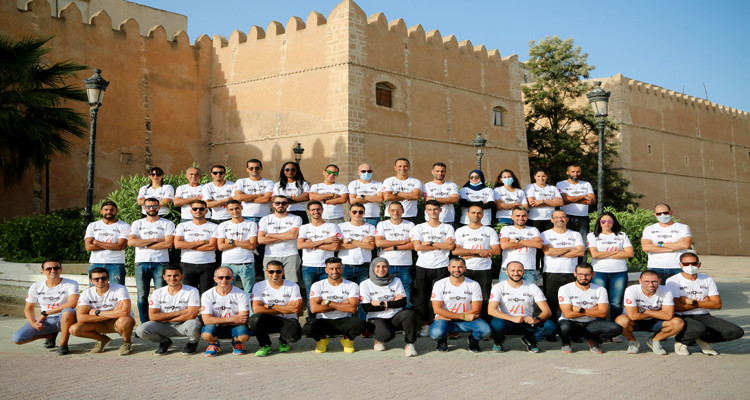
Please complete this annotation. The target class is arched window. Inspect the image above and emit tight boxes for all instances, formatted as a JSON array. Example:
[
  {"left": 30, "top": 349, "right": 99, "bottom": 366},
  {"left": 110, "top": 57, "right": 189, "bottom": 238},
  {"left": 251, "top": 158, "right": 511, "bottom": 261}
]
[
  {"left": 492, "top": 106, "right": 505, "bottom": 126},
  {"left": 376, "top": 82, "right": 395, "bottom": 108}
]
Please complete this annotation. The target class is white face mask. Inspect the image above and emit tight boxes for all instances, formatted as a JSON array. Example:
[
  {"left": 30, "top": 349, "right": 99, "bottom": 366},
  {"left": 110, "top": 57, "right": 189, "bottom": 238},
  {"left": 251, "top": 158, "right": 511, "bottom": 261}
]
[
  {"left": 682, "top": 265, "right": 699, "bottom": 275},
  {"left": 501, "top": 178, "right": 514, "bottom": 186},
  {"left": 360, "top": 172, "right": 372, "bottom": 181},
  {"left": 656, "top": 214, "right": 672, "bottom": 224}
]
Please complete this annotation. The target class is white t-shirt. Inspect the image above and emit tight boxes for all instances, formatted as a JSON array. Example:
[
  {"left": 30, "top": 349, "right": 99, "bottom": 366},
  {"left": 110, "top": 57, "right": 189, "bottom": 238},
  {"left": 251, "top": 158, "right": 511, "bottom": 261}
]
[
  {"left": 459, "top": 187, "right": 495, "bottom": 226},
  {"left": 202, "top": 180, "right": 235, "bottom": 221},
  {"left": 309, "top": 182, "right": 348, "bottom": 219},
  {"left": 499, "top": 225, "right": 541, "bottom": 270},
  {"left": 200, "top": 286, "right": 250, "bottom": 318},
  {"left": 250, "top": 280, "right": 302, "bottom": 319},
  {"left": 338, "top": 222, "right": 377, "bottom": 265},
  {"left": 375, "top": 220, "right": 416, "bottom": 266},
  {"left": 454, "top": 225, "right": 500, "bottom": 271},
  {"left": 524, "top": 183, "right": 561, "bottom": 220},
  {"left": 272, "top": 181, "right": 310, "bottom": 212},
  {"left": 137, "top": 184, "right": 174, "bottom": 216},
  {"left": 587, "top": 232, "right": 632, "bottom": 273},
  {"left": 348, "top": 179, "right": 383, "bottom": 218},
  {"left": 130, "top": 218, "right": 175, "bottom": 263},
  {"left": 641, "top": 222, "right": 693, "bottom": 269},
  {"left": 175, "top": 221, "right": 218, "bottom": 264},
  {"left": 309, "top": 279, "right": 359, "bottom": 320},
  {"left": 489, "top": 280, "right": 545, "bottom": 317},
  {"left": 542, "top": 229, "right": 584, "bottom": 273},
  {"left": 27, "top": 278, "right": 79, "bottom": 311},
  {"left": 382, "top": 176, "right": 423, "bottom": 218},
  {"left": 175, "top": 184, "right": 205, "bottom": 220},
  {"left": 214, "top": 220, "right": 258, "bottom": 264},
  {"left": 78, "top": 283, "right": 134, "bottom": 317},
  {"left": 422, "top": 181, "right": 460, "bottom": 223},
  {"left": 410, "top": 223, "right": 455, "bottom": 269},
  {"left": 556, "top": 180, "right": 594, "bottom": 217},
  {"left": 298, "top": 222, "right": 342, "bottom": 267},
  {"left": 622, "top": 285, "right": 674, "bottom": 319},
  {"left": 431, "top": 277, "right": 483, "bottom": 316},
  {"left": 558, "top": 282, "right": 609, "bottom": 322},
  {"left": 258, "top": 214, "right": 302, "bottom": 257},
  {"left": 85, "top": 219, "right": 131, "bottom": 264},
  {"left": 148, "top": 285, "right": 200, "bottom": 319},
  {"left": 360, "top": 278, "right": 406, "bottom": 320},
  {"left": 493, "top": 186, "right": 528, "bottom": 219},
  {"left": 233, "top": 178, "right": 274, "bottom": 218},
  {"left": 665, "top": 273, "right": 719, "bottom": 316}
]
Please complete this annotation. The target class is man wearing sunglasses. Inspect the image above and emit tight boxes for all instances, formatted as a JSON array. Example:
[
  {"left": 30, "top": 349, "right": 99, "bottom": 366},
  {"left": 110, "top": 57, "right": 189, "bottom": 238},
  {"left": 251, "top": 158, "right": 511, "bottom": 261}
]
[
  {"left": 309, "top": 164, "right": 349, "bottom": 224},
  {"left": 641, "top": 204, "right": 693, "bottom": 283},
  {"left": 348, "top": 163, "right": 383, "bottom": 227},
  {"left": 12, "top": 259, "right": 79, "bottom": 355},
  {"left": 203, "top": 164, "right": 234, "bottom": 225},
  {"left": 84, "top": 201, "right": 130, "bottom": 285},
  {"left": 174, "top": 200, "right": 218, "bottom": 295},
  {"left": 258, "top": 195, "right": 303, "bottom": 286},
  {"left": 200, "top": 267, "right": 250, "bottom": 356}
]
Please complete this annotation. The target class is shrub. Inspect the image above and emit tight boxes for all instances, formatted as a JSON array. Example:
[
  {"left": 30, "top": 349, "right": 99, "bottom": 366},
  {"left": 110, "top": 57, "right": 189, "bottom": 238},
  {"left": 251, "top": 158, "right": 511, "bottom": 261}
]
[{"left": 0, "top": 209, "right": 87, "bottom": 263}]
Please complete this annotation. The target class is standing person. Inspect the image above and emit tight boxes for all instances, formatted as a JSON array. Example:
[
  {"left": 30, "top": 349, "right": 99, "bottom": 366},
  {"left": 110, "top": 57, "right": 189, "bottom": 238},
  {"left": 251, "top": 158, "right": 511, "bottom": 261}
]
[
  {"left": 137, "top": 166, "right": 174, "bottom": 217},
  {"left": 127, "top": 197, "right": 175, "bottom": 323},
  {"left": 494, "top": 169, "right": 528, "bottom": 225},
  {"left": 338, "top": 203, "right": 377, "bottom": 310},
  {"left": 348, "top": 163, "right": 383, "bottom": 227},
  {"left": 422, "top": 162, "right": 460, "bottom": 225},
  {"left": 273, "top": 161, "right": 310, "bottom": 224},
  {"left": 524, "top": 167, "right": 563, "bottom": 235},
  {"left": 309, "top": 164, "right": 348, "bottom": 225},
  {"left": 84, "top": 201, "right": 130, "bottom": 285},
  {"left": 200, "top": 267, "right": 251, "bottom": 356},
  {"left": 234, "top": 159, "right": 274, "bottom": 276},
  {"left": 587, "top": 212, "right": 633, "bottom": 319},
  {"left": 556, "top": 164, "right": 596, "bottom": 248},
  {"left": 174, "top": 167, "right": 205, "bottom": 223},
  {"left": 203, "top": 164, "right": 235, "bottom": 225},
  {"left": 382, "top": 158, "right": 422, "bottom": 223},
  {"left": 541, "top": 210, "right": 585, "bottom": 327},
  {"left": 499, "top": 207, "right": 543, "bottom": 284},
  {"left": 458, "top": 170, "right": 495, "bottom": 226},
  {"left": 298, "top": 200, "right": 341, "bottom": 316},
  {"left": 641, "top": 203, "right": 693, "bottom": 283},
  {"left": 258, "top": 195, "right": 303, "bottom": 284},
  {"left": 375, "top": 202, "right": 416, "bottom": 307},
  {"left": 215, "top": 200, "right": 258, "bottom": 296},
  {"left": 12, "top": 259, "right": 79, "bottom": 355},
  {"left": 174, "top": 200, "right": 218, "bottom": 295}
]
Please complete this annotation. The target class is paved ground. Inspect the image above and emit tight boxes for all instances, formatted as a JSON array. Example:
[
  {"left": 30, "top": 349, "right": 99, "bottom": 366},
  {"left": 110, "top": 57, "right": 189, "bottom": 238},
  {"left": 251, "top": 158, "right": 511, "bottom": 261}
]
[{"left": 0, "top": 255, "right": 747, "bottom": 399}]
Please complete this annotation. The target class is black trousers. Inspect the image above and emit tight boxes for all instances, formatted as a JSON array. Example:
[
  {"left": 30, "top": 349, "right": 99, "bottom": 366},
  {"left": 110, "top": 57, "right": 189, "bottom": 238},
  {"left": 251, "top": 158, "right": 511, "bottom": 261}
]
[
  {"left": 676, "top": 313, "right": 744, "bottom": 343},
  {"left": 413, "top": 266, "right": 449, "bottom": 322},
  {"left": 181, "top": 262, "right": 217, "bottom": 296},
  {"left": 464, "top": 269, "right": 493, "bottom": 322},
  {"left": 302, "top": 317, "right": 366, "bottom": 341},
  {"left": 543, "top": 272, "right": 576, "bottom": 321},
  {"left": 369, "top": 309, "right": 420, "bottom": 344},
  {"left": 248, "top": 313, "right": 302, "bottom": 347},
  {"left": 558, "top": 319, "right": 622, "bottom": 345}
]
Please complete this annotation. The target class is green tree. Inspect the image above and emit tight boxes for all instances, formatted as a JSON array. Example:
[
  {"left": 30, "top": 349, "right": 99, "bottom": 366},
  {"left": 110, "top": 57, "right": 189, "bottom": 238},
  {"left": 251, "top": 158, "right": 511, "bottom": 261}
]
[{"left": 524, "top": 36, "right": 639, "bottom": 209}]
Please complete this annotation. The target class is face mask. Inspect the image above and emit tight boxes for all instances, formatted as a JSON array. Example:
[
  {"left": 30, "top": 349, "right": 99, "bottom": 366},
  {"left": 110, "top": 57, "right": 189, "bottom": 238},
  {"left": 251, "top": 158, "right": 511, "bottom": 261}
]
[
  {"left": 501, "top": 178, "right": 514, "bottom": 186},
  {"left": 682, "top": 265, "right": 699, "bottom": 275},
  {"left": 469, "top": 182, "right": 482, "bottom": 188},
  {"left": 656, "top": 214, "right": 672, "bottom": 224},
  {"left": 360, "top": 172, "right": 372, "bottom": 180}
]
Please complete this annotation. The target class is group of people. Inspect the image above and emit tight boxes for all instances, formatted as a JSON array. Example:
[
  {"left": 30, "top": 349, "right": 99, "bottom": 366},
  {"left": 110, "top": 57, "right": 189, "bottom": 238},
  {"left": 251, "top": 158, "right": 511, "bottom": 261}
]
[{"left": 12, "top": 158, "right": 743, "bottom": 357}]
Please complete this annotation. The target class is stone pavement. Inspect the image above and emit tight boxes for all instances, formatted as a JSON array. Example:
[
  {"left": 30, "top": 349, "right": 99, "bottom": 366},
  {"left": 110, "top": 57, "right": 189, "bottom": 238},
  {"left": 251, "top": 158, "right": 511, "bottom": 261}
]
[{"left": 0, "top": 255, "right": 747, "bottom": 399}]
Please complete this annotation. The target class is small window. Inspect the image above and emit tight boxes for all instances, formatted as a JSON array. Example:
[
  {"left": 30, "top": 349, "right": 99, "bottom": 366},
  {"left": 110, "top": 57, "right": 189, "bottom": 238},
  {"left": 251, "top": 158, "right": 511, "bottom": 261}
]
[
  {"left": 376, "top": 82, "right": 393, "bottom": 108},
  {"left": 648, "top": 145, "right": 652, "bottom": 154},
  {"left": 492, "top": 107, "right": 504, "bottom": 126}
]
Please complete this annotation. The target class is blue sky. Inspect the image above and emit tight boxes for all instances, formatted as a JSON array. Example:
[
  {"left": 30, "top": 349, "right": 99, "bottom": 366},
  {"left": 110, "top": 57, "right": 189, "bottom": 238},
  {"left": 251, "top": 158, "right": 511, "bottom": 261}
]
[{"left": 136, "top": 0, "right": 750, "bottom": 112}]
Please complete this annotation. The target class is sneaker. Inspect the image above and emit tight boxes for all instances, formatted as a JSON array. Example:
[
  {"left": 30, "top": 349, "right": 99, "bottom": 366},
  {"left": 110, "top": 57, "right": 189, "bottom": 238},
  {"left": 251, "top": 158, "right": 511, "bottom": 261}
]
[
  {"left": 361, "top": 327, "right": 373, "bottom": 338},
  {"left": 255, "top": 345, "right": 272, "bottom": 357},
  {"left": 279, "top": 341, "right": 290, "bottom": 353},
  {"left": 697, "top": 339, "right": 719, "bottom": 356},
  {"left": 602, "top": 336, "right": 624, "bottom": 344},
  {"left": 419, "top": 325, "right": 431, "bottom": 337},
  {"left": 232, "top": 340, "right": 246, "bottom": 356},
  {"left": 182, "top": 341, "right": 198, "bottom": 355},
  {"left": 340, "top": 337, "right": 355, "bottom": 353},
  {"left": 56, "top": 345, "right": 69, "bottom": 356},
  {"left": 89, "top": 335, "right": 111, "bottom": 354},
  {"left": 492, "top": 343, "right": 505, "bottom": 353},
  {"left": 44, "top": 334, "right": 57, "bottom": 349},
  {"left": 118, "top": 342, "right": 131, "bottom": 356},
  {"left": 468, "top": 336, "right": 481, "bottom": 353},
  {"left": 521, "top": 337, "right": 539, "bottom": 353},
  {"left": 373, "top": 341, "right": 386, "bottom": 351},
  {"left": 646, "top": 336, "right": 666, "bottom": 355},
  {"left": 436, "top": 339, "right": 448, "bottom": 352},
  {"left": 204, "top": 343, "right": 220, "bottom": 357},
  {"left": 404, "top": 343, "right": 418, "bottom": 357},
  {"left": 674, "top": 341, "right": 690, "bottom": 356},
  {"left": 626, "top": 341, "right": 640, "bottom": 354},
  {"left": 155, "top": 338, "right": 172, "bottom": 355},
  {"left": 561, "top": 345, "right": 573, "bottom": 354},
  {"left": 314, "top": 337, "right": 329, "bottom": 354},
  {"left": 587, "top": 339, "right": 602, "bottom": 354}
]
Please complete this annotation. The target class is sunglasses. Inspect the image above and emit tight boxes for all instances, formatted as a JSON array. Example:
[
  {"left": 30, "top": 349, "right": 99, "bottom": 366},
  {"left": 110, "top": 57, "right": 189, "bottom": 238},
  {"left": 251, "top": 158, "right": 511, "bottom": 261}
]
[
  {"left": 215, "top": 276, "right": 233, "bottom": 280},
  {"left": 359, "top": 169, "right": 373, "bottom": 173},
  {"left": 600, "top": 220, "right": 614, "bottom": 225},
  {"left": 284, "top": 168, "right": 297, "bottom": 172},
  {"left": 44, "top": 266, "right": 61, "bottom": 271},
  {"left": 211, "top": 171, "right": 225, "bottom": 175},
  {"left": 248, "top": 166, "right": 261, "bottom": 171},
  {"left": 325, "top": 171, "right": 339, "bottom": 175},
  {"left": 144, "top": 205, "right": 159, "bottom": 209},
  {"left": 149, "top": 173, "right": 163, "bottom": 177},
  {"left": 680, "top": 262, "right": 700, "bottom": 266},
  {"left": 91, "top": 277, "right": 108, "bottom": 282},
  {"left": 273, "top": 202, "right": 289, "bottom": 206},
  {"left": 267, "top": 270, "right": 284, "bottom": 274},
  {"left": 351, "top": 210, "right": 364, "bottom": 215},
  {"left": 191, "top": 207, "right": 206, "bottom": 211},
  {"left": 655, "top": 211, "right": 671, "bottom": 216}
]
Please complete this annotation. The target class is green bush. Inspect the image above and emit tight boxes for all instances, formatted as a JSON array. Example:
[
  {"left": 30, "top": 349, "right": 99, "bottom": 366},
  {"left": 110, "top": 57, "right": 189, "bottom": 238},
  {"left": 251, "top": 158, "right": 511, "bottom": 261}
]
[
  {"left": 0, "top": 209, "right": 87, "bottom": 263},
  {"left": 589, "top": 206, "right": 658, "bottom": 272}
]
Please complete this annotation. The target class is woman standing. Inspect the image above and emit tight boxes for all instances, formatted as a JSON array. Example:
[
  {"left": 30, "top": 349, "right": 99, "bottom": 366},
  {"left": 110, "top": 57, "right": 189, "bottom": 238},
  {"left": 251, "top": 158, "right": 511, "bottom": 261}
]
[
  {"left": 493, "top": 169, "right": 528, "bottom": 225},
  {"left": 587, "top": 212, "right": 633, "bottom": 318},
  {"left": 458, "top": 170, "right": 495, "bottom": 226},
  {"left": 524, "top": 167, "right": 563, "bottom": 233},
  {"left": 273, "top": 161, "right": 310, "bottom": 224},
  {"left": 136, "top": 166, "right": 174, "bottom": 216}
]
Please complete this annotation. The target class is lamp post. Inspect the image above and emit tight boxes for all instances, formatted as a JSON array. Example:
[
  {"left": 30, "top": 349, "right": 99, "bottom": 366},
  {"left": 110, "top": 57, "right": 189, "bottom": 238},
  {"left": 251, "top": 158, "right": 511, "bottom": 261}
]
[
  {"left": 586, "top": 81, "right": 610, "bottom": 217},
  {"left": 293, "top": 142, "right": 305, "bottom": 164},
  {"left": 472, "top": 133, "right": 487, "bottom": 172},
  {"left": 82, "top": 68, "right": 109, "bottom": 230}
]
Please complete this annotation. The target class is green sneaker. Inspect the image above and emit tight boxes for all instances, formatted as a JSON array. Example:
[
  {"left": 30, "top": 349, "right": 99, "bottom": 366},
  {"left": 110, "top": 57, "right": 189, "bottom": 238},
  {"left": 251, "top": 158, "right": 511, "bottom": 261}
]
[
  {"left": 278, "top": 342, "right": 290, "bottom": 353},
  {"left": 255, "top": 345, "right": 272, "bottom": 357}
]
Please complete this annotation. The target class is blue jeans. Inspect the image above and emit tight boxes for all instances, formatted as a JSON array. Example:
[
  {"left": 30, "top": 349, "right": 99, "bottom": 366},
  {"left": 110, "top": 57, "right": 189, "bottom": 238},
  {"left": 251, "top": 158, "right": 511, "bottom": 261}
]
[
  {"left": 88, "top": 264, "right": 125, "bottom": 285},
  {"left": 390, "top": 265, "right": 413, "bottom": 308},
  {"left": 429, "top": 318, "right": 492, "bottom": 341},
  {"left": 135, "top": 262, "right": 166, "bottom": 323},
  {"left": 201, "top": 324, "right": 251, "bottom": 340},
  {"left": 223, "top": 263, "right": 255, "bottom": 296},
  {"left": 490, "top": 317, "right": 557, "bottom": 345},
  {"left": 591, "top": 271, "right": 627, "bottom": 318},
  {"left": 499, "top": 269, "right": 539, "bottom": 285},
  {"left": 12, "top": 308, "right": 76, "bottom": 343},
  {"left": 364, "top": 217, "right": 380, "bottom": 227},
  {"left": 650, "top": 268, "right": 682, "bottom": 284},
  {"left": 243, "top": 217, "right": 262, "bottom": 223},
  {"left": 302, "top": 265, "right": 328, "bottom": 318}
]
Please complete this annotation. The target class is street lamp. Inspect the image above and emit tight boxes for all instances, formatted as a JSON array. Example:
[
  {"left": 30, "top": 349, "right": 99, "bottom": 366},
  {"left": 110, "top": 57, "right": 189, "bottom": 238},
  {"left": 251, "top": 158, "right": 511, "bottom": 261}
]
[
  {"left": 293, "top": 142, "right": 305, "bottom": 164},
  {"left": 82, "top": 68, "right": 109, "bottom": 230},
  {"left": 472, "top": 133, "right": 487, "bottom": 172},
  {"left": 586, "top": 81, "right": 610, "bottom": 217}
]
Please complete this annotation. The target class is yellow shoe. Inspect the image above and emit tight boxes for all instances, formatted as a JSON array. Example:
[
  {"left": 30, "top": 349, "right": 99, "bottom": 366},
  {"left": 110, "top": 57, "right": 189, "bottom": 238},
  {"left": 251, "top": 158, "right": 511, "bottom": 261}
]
[
  {"left": 315, "top": 337, "right": 329, "bottom": 354},
  {"left": 340, "top": 337, "right": 355, "bottom": 353}
]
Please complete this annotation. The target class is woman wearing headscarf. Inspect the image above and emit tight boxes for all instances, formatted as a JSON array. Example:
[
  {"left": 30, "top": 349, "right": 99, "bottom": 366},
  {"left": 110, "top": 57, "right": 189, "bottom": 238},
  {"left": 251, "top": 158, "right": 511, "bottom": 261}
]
[{"left": 458, "top": 170, "right": 495, "bottom": 226}]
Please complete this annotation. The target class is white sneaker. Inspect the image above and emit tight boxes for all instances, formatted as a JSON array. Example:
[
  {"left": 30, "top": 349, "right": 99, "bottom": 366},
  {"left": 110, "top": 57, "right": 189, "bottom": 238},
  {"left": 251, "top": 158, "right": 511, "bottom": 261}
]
[
  {"left": 419, "top": 325, "right": 430, "bottom": 337},
  {"left": 626, "top": 341, "right": 640, "bottom": 354},
  {"left": 646, "top": 336, "right": 667, "bottom": 355},
  {"left": 697, "top": 339, "right": 719, "bottom": 356},
  {"left": 674, "top": 341, "right": 690, "bottom": 356},
  {"left": 404, "top": 343, "right": 418, "bottom": 357},
  {"left": 373, "top": 341, "right": 386, "bottom": 351}
]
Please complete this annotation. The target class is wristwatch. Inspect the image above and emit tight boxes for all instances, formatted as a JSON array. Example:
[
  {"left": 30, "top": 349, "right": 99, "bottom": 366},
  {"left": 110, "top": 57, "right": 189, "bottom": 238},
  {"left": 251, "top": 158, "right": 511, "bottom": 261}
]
[
  {"left": 347, "top": 238, "right": 353, "bottom": 244},
  {"left": 324, "top": 300, "right": 331, "bottom": 306},
  {"left": 638, "top": 308, "right": 645, "bottom": 313},
  {"left": 657, "top": 241, "right": 663, "bottom": 247},
  {"left": 204, "top": 239, "right": 209, "bottom": 245},
  {"left": 692, "top": 299, "right": 698, "bottom": 307},
  {"left": 40, "top": 311, "right": 48, "bottom": 316},
  {"left": 393, "top": 245, "right": 398, "bottom": 251},
  {"left": 578, "top": 307, "right": 585, "bottom": 314},
  {"left": 95, "top": 309, "right": 101, "bottom": 316},
  {"left": 393, "top": 190, "right": 399, "bottom": 195},
  {"left": 360, "top": 194, "right": 365, "bottom": 199},
  {"left": 515, "top": 237, "right": 521, "bottom": 243},
  {"left": 229, "top": 239, "right": 235, "bottom": 245},
  {"left": 266, "top": 303, "right": 274, "bottom": 309},
  {"left": 379, "top": 301, "right": 386, "bottom": 308}
]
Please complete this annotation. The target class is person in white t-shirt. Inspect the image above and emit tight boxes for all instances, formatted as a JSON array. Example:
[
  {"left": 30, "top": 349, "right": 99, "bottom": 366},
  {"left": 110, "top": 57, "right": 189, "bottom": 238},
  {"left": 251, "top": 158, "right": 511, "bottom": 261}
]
[
  {"left": 524, "top": 167, "right": 563, "bottom": 235},
  {"left": 274, "top": 161, "right": 310, "bottom": 223},
  {"left": 248, "top": 261, "right": 303, "bottom": 357},
  {"left": 127, "top": 197, "right": 175, "bottom": 323},
  {"left": 587, "top": 212, "right": 633, "bottom": 318},
  {"left": 258, "top": 195, "right": 303, "bottom": 284},
  {"left": 641, "top": 203, "right": 693, "bottom": 283},
  {"left": 298, "top": 201, "right": 341, "bottom": 317},
  {"left": 233, "top": 159, "right": 274, "bottom": 274},
  {"left": 137, "top": 166, "right": 174, "bottom": 217},
  {"left": 12, "top": 259, "right": 79, "bottom": 356},
  {"left": 493, "top": 169, "right": 528, "bottom": 225},
  {"left": 348, "top": 163, "right": 383, "bottom": 227},
  {"left": 303, "top": 257, "right": 366, "bottom": 353},
  {"left": 202, "top": 164, "right": 235, "bottom": 225},
  {"left": 558, "top": 263, "right": 622, "bottom": 354},
  {"left": 134, "top": 265, "right": 202, "bottom": 355},
  {"left": 173, "top": 167, "right": 205, "bottom": 223},
  {"left": 375, "top": 202, "right": 416, "bottom": 307},
  {"left": 382, "top": 158, "right": 423, "bottom": 223},
  {"left": 309, "top": 164, "right": 349, "bottom": 224},
  {"left": 556, "top": 165, "right": 596, "bottom": 252},
  {"left": 541, "top": 210, "right": 585, "bottom": 327},
  {"left": 84, "top": 200, "right": 130, "bottom": 285},
  {"left": 215, "top": 200, "right": 258, "bottom": 296},
  {"left": 499, "top": 207, "right": 543, "bottom": 284},
  {"left": 458, "top": 170, "right": 495, "bottom": 226},
  {"left": 666, "top": 253, "right": 743, "bottom": 356},
  {"left": 174, "top": 200, "right": 218, "bottom": 295},
  {"left": 70, "top": 267, "right": 135, "bottom": 355},
  {"left": 422, "top": 162, "right": 460, "bottom": 225},
  {"left": 615, "top": 270, "right": 685, "bottom": 355},
  {"left": 429, "top": 257, "right": 492, "bottom": 352},
  {"left": 360, "top": 257, "right": 420, "bottom": 356},
  {"left": 200, "top": 267, "right": 251, "bottom": 357},
  {"left": 488, "top": 261, "right": 556, "bottom": 353}
]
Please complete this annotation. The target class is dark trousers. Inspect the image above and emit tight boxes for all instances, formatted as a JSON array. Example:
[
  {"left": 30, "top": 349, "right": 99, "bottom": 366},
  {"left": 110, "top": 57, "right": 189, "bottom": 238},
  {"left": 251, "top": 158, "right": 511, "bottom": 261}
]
[
  {"left": 544, "top": 272, "right": 576, "bottom": 321},
  {"left": 369, "top": 309, "right": 420, "bottom": 344},
  {"left": 676, "top": 314, "right": 744, "bottom": 343},
  {"left": 413, "top": 266, "right": 449, "bottom": 323},
  {"left": 464, "top": 269, "right": 493, "bottom": 322},
  {"left": 181, "top": 262, "right": 217, "bottom": 296},
  {"left": 302, "top": 317, "right": 366, "bottom": 341},
  {"left": 558, "top": 319, "right": 622, "bottom": 345},
  {"left": 247, "top": 313, "right": 302, "bottom": 347}
]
